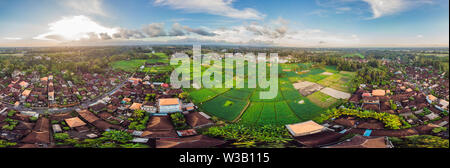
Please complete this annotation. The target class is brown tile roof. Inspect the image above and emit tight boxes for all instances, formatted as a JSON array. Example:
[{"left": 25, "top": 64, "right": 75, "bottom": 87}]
[
  {"left": 356, "top": 121, "right": 385, "bottom": 130},
  {"left": 159, "top": 98, "right": 180, "bottom": 106},
  {"left": 65, "top": 117, "right": 87, "bottom": 128},
  {"left": 349, "top": 94, "right": 361, "bottom": 103},
  {"left": 334, "top": 118, "right": 356, "bottom": 127},
  {"left": 19, "top": 144, "right": 40, "bottom": 148},
  {"left": 92, "top": 120, "right": 114, "bottom": 131},
  {"left": 147, "top": 116, "right": 174, "bottom": 131},
  {"left": 362, "top": 104, "right": 380, "bottom": 111},
  {"left": 33, "top": 118, "right": 49, "bottom": 132},
  {"left": 77, "top": 110, "right": 100, "bottom": 123},
  {"left": 294, "top": 131, "right": 344, "bottom": 147},
  {"left": 372, "top": 90, "right": 386, "bottom": 97},
  {"left": 286, "top": 120, "right": 326, "bottom": 137},
  {"left": 185, "top": 112, "right": 213, "bottom": 128},
  {"left": 327, "top": 136, "right": 389, "bottom": 148},
  {"left": 15, "top": 122, "right": 35, "bottom": 130},
  {"left": 50, "top": 113, "right": 73, "bottom": 121},
  {"left": 98, "top": 112, "right": 112, "bottom": 120},
  {"left": 129, "top": 103, "right": 142, "bottom": 110},
  {"left": 141, "top": 130, "right": 178, "bottom": 138},
  {"left": 21, "top": 131, "right": 50, "bottom": 144},
  {"left": 156, "top": 135, "right": 225, "bottom": 148}
]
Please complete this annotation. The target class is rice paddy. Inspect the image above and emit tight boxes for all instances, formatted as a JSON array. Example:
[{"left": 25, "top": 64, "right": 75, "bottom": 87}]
[{"left": 187, "top": 62, "right": 355, "bottom": 124}]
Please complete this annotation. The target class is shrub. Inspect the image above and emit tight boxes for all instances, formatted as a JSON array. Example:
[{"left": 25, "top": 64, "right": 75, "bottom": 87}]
[
  {"left": 54, "top": 133, "right": 70, "bottom": 141},
  {"left": 321, "top": 108, "right": 404, "bottom": 129},
  {"left": 7, "top": 110, "right": 16, "bottom": 117},
  {"left": 391, "top": 135, "right": 449, "bottom": 148},
  {"left": 0, "top": 140, "right": 17, "bottom": 148},
  {"left": 432, "top": 127, "right": 447, "bottom": 134},
  {"left": 203, "top": 123, "right": 292, "bottom": 143},
  {"left": 170, "top": 113, "right": 189, "bottom": 130},
  {"left": 29, "top": 117, "right": 38, "bottom": 122},
  {"left": 102, "top": 130, "right": 133, "bottom": 143}
]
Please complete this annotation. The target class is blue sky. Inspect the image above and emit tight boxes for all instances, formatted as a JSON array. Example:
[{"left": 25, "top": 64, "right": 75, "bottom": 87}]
[{"left": 0, "top": 0, "right": 448, "bottom": 47}]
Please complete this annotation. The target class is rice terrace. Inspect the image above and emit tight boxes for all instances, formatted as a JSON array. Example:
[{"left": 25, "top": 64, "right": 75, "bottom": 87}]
[{"left": 183, "top": 61, "right": 355, "bottom": 125}]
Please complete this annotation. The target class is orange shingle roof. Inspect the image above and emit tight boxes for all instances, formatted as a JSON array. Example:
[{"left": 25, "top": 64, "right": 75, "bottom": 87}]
[
  {"left": 129, "top": 103, "right": 142, "bottom": 110},
  {"left": 286, "top": 121, "right": 326, "bottom": 137},
  {"left": 65, "top": 117, "right": 87, "bottom": 128},
  {"left": 159, "top": 98, "right": 180, "bottom": 106},
  {"left": 372, "top": 90, "right": 386, "bottom": 97}
]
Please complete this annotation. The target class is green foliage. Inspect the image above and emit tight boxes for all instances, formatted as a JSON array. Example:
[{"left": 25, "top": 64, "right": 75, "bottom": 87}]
[
  {"left": 120, "top": 143, "right": 150, "bottom": 148},
  {"left": 54, "top": 133, "right": 70, "bottom": 141},
  {"left": 1, "top": 118, "right": 18, "bottom": 130},
  {"left": 0, "top": 140, "right": 17, "bottom": 148},
  {"left": 224, "top": 100, "right": 234, "bottom": 107},
  {"left": 128, "top": 110, "right": 149, "bottom": 131},
  {"left": 319, "top": 108, "right": 404, "bottom": 129},
  {"left": 390, "top": 135, "right": 449, "bottom": 148},
  {"left": 432, "top": 127, "right": 447, "bottom": 134},
  {"left": 203, "top": 123, "right": 292, "bottom": 143},
  {"left": 170, "top": 112, "right": 189, "bottom": 130},
  {"left": 7, "top": 110, "right": 16, "bottom": 117},
  {"left": 102, "top": 130, "right": 133, "bottom": 143},
  {"left": 29, "top": 116, "right": 38, "bottom": 122}
]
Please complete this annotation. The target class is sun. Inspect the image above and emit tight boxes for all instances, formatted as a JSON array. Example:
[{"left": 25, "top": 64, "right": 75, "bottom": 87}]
[{"left": 34, "top": 15, "right": 118, "bottom": 41}]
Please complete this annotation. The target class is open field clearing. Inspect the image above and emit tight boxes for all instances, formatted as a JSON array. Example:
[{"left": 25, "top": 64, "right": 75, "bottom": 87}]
[
  {"left": 320, "top": 87, "right": 351, "bottom": 99},
  {"left": 240, "top": 101, "right": 301, "bottom": 124},
  {"left": 275, "top": 101, "right": 301, "bottom": 124},
  {"left": 189, "top": 89, "right": 219, "bottom": 104},
  {"left": 307, "top": 91, "right": 338, "bottom": 108},
  {"left": 111, "top": 59, "right": 147, "bottom": 72},
  {"left": 200, "top": 95, "right": 248, "bottom": 121},
  {"left": 321, "top": 72, "right": 334, "bottom": 76},
  {"left": 316, "top": 72, "right": 354, "bottom": 92},
  {"left": 258, "top": 103, "right": 276, "bottom": 124},
  {"left": 111, "top": 53, "right": 170, "bottom": 72},
  {"left": 293, "top": 81, "right": 324, "bottom": 96},
  {"left": 343, "top": 53, "right": 365, "bottom": 59},
  {"left": 279, "top": 78, "right": 324, "bottom": 121},
  {"left": 188, "top": 63, "right": 353, "bottom": 124},
  {"left": 240, "top": 102, "right": 263, "bottom": 123},
  {"left": 223, "top": 88, "right": 254, "bottom": 100},
  {"left": 250, "top": 88, "right": 284, "bottom": 102}
]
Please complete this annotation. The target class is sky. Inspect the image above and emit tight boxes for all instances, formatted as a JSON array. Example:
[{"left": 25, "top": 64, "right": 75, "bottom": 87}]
[{"left": 0, "top": 0, "right": 448, "bottom": 47}]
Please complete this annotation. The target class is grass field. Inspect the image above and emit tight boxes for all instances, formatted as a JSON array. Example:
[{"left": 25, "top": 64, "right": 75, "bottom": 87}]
[
  {"left": 200, "top": 95, "right": 248, "bottom": 121},
  {"left": 307, "top": 91, "right": 338, "bottom": 108},
  {"left": 111, "top": 59, "right": 147, "bottom": 72},
  {"left": 317, "top": 71, "right": 355, "bottom": 92},
  {"left": 111, "top": 52, "right": 170, "bottom": 72},
  {"left": 189, "top": 89, "right": 219, "bottom": 104},
  {"left": 343, "top": 53, "right": 365, "bottom": 59},
  {"left": 187, "top": 63, "right": 354, "bottom": 123}
]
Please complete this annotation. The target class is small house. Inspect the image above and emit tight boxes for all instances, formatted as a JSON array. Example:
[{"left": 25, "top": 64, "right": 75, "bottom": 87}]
[{"left": 158, "top": 98, "right": 182, "bottom": 113}]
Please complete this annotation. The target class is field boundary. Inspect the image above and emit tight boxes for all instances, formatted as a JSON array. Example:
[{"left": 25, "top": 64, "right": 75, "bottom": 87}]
[
  {"left": 279, "top": 81, "right": 304, "bottom": 122},
  {"left": 232, "top": 89, "right": 257, "bottom": 123}
]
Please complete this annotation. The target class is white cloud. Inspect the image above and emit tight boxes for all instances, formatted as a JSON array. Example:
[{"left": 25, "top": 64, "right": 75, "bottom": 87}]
[
  {"left": 153, "top": 0, "right": 265, "bottom": 20},
  {"left": 62, "top": 0, "right": 107, "bottom": 16},
  {"left": 363, "top": 0, "right": 434, "bottom": 19},
  {"left": 362, "top": 0, "right": 406, "bottom": 18},
  {"left": 417, "top": 34, "right": 424, "bottom": 38},
  {"left": 194, "top": 19, "right": 359, "bottom": 47},
  {"left": 3, "top": 37, "right": 22, "bottom": 40},
  {"left": 34, "top": 15, "right": 118, "bottom": 42}
]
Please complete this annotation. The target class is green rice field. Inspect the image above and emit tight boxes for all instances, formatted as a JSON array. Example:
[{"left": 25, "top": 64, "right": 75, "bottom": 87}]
[{"left": 187, "top": 63, "right": 355, "bottom": 124}]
